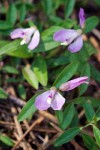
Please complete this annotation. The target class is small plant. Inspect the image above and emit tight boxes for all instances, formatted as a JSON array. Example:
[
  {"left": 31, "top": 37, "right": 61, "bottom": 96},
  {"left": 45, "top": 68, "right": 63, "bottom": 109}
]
[{"left": 0, "top": 0, "right": 100, "bottom": 149}]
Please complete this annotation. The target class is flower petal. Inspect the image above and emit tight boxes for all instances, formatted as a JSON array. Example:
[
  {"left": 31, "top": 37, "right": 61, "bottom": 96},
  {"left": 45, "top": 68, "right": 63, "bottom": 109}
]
[
  {"left": 24, "top": 27, "right": 35, "bottom": 43},
  {"left": 53, "top": 29, "right": 79, "bottom": 43},
  {"left": 79, "top": 8, "right": 85, "bottom": 28},
  {"left": 59, "top": 76, "right": 89, "bottom": 91},
  {"left": 68, "top": 36, "right": 83, "bottom": 53},
  {"left": 10, "top": 28, "right": 25, "bottom": 39},
  {"left": 10, "top": 27, "right": 35, "bottom": 44},
  {"left": 51, "top": 92, "right": 65, "bottom": 110},
  {"left": 35, "top": 91, "right": 51, "bottom": 110},
  {"left": 28, "top": 30, "right": 40, "bottom": 50}
]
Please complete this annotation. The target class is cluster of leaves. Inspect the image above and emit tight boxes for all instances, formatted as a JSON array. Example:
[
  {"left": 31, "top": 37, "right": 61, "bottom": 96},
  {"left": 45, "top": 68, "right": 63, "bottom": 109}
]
[{"left": 0, "top": 0, "right": 100, "bottom": 149}]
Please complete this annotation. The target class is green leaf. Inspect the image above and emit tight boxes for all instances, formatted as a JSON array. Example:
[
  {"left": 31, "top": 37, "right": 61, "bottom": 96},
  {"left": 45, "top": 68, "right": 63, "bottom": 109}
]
[
  {"left": 79, "top": 63, "right": 90, "bottom": 96},
  {"left": 42, "top": 26, "right": 63, "bottom": 37},
  {"left": 18, "top": 95, "right": 37, "bottom": 121},
  {"left": 74, "top": 96, "right": 100, "bottom": 108},
  {"left": 70, "top": 42, "right": 96, "bottom": 64},
  {"left": 0, "top": 134, "right": 14, "bottom": 146},
  {"left": 93, "top": 125, "right": 100, "bottom": 148},
  {"left": 47, "top": 56, "right": 69, "bottom": 68},
  {"left": 70, "top": 109, "right": 79, "bottom": 127},
  {"left": 86, "top": 97, "right": 100, "bottom": 108},
  {"left": 0, "top": 21, "right": 12, "bottom": 30},
  {"left": 18, "top": 84, "right": 26, "bottom": 100},
  {"left": 49, "top": 15, "right": 63, "bottom": 24},
  {"left": 31, "top": 38, "right": 60, "bottom": 53},
  {"left": 94, "top": 0, "right": 100, "bottom": 5},
  {"left": 53, "top": 61, "right": 79, "bottom": 88},
  {"left": 0, "top": 40, "right": 33, "bottom": 58},
  {"left": 84, "top": 42, "right": 96, "bottom": 56},
  {"left": 0, "top": 40, "right": 20, "bottom": 56},
  {"left": 0, "top": 40, "right": 9, "bottom": 48},
  {"left": 65, "top": 0, "right": 75, "bottom": 18},
  {"left": 61, "top": 103, "right": 75, "bottom": 130},
  {"left": 83, "top": 101, "right": 95, "bottom": 122},
  {"left": 19, "top": 3, "right": 26, "bottom": 23},
  {"left": 7, "top": 4, "right": 17, "bottom": 25},
  {"left": 41, "top": 0, "right": 54, "bottom": 16},
  {"left": 74, "top": 96, "right": 85, "bottom": 105},
  {"left": 90, "top": 64, "right": 100, "bottom": 82},
  {"left": 26, "top": 2, "right": 33, "bottom": 10},
  {"left": 2, "top": 66, "right": 19, "bottom": 74},
  {"left": 33, "top": 55, "right": 48, "bottom": 86},
  {"left": 8, "top": 44, "right": 33, "bottom": 58},
  {"left": 93, "top": 107, "right": 100, "bottom": 121},
  {"left": 54, "top": 127, "right": 80, "bottom": 146},
  {"left": 84, "top": 16, "right": 99, "bottom": 33},
  {"left": 22, "top": 67, "right": 38, "bottom": 90},
  {"left": 92, "top": 107, "right": 100, "bottom": 124},
  {"left": 55, "top": 110, "right": 63, "bottom": 125},
  {"left": 6, "top": 77, "right": 22, "bottom": 83},
  {"left": 0, "top": 88, "right": 8, "bottom": 99},
  {"left": 57, "top": 19, "right": 76, "bottom": 28},
  {"left": 81, "top": 133, "right": 99, "bottom": 150}
]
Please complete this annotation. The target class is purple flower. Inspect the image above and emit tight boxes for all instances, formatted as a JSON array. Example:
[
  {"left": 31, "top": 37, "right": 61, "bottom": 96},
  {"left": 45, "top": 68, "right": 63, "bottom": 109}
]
[
  {"left": 53, "top": 8, "right": 86, "bottom": 53},
  {"left": 35, "top": 76, "right": 89, "bottom": 110},
  {"left": 59, "top": 76, "right": 89, "bottom": 91},
  {"left": 35, "top": 87, "right": 65, "bottom": 110},
  {"left": 10, "top": 27, "right": 40, "bottom": 50},
  {"left": 79, "top": 8, "right": 85, "bottom": 29}
]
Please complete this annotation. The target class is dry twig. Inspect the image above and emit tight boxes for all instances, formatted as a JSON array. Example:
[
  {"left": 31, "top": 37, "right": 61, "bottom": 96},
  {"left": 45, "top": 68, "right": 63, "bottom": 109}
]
[
  {"left": 11, "top": 105, "right": 28, "bottom": 150},
  {"left": 12, "top": 117, "right": 44, "bottom": 150},
  {"left": 39, "top": 111, "right": 58, "bottom": 124}
]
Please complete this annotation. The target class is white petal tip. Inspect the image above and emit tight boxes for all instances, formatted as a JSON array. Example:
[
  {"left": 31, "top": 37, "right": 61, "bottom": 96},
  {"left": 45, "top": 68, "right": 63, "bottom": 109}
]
[
  {"left": 20, "top": 39, "right": 26, "bottom": 45},
  {"left": 61, "top": 41, "right": 68, "bottom": 46}
]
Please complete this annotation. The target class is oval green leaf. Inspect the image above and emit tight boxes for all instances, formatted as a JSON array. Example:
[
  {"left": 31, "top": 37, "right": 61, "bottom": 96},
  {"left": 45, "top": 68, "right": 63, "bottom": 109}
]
[
  {"left": 0, "top": 134, "right": 14, "bottom": 146},
  {"left": 18, "top": 95, "right": 37, "bottom": 121},
  {"left": 65, "top": 0, "right": 75, "bottom": 18},
  {"left": 84, "top": 16, "right": 99, "bottom": 33},
  {"left": 53, "top": 61, "right": 79, "bottom": 88},
  {"left": 33, "top": 55, "right": 48, "bottom": 86},
  {"left": 61, "top": 103, "right": 75, "bottom": 130},
  {"left": 17, "top": 84, "right": 26, "bottom": 100},
  {"left": 0, "top": 40, "right": 20, "bottom": 55},
  {"left": 90, "top": 64, "right": 100, "bottom": 82},
  {"left": 83, "top": 101, "right": 95, "bottom": 122},
  {"left": 2, "top": 66, "right": 19, "bottom": 74},
  {"left": 54, "top": 127, "right": 80, "bottom": 146},
  {"left": 7, "top": 3, "right": 17, "bottom": 25},
  {"left": 93, "top": 125, "right": 100, "bottom": 148},
  {"left": 81, "top": 133, "right": 99, "bottom": 150},
  {"left": 22, "top": 67, "right": 38, "bottom": 90},
  {"left": 55, "top": 110, "right": 63, "bottom": 125},
  {"left": 79, "top": 63, "right": 90, "bottom": 96},
  {"left": 0, "top": 88, "right": 8, "bottom": 99}
]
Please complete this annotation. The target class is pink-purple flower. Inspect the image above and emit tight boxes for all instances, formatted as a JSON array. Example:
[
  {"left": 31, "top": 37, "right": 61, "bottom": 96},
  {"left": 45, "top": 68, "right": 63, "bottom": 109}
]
[
  {"left": 53, "top": 8, "right": 85, "bottom": 53},
  {"left": 35, "top": 87, "right": 65, "bottom": 110},
  {"left": 35, "top": 76, "right": 89, "bottom": 110},
  {"left": 59, "top": 76, "right": 88, "bottom": 91},
  {"left": 10, "top": 26, "right": 40, "bottom": 50},
  {"left": 79, "top": 8, "right": 85, "bottom": 29}
]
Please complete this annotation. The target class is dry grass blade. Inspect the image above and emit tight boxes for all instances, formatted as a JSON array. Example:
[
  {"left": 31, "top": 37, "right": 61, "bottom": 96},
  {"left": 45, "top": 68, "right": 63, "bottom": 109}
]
[
  {"left": 12, "top": 117, "right": 44, "bottom": 150},
  {"left": 11, "top": 105, "right": 28, "bottom": 150},
  {"left": 39, "top": 111, "right": 58, "bottom": 124}
]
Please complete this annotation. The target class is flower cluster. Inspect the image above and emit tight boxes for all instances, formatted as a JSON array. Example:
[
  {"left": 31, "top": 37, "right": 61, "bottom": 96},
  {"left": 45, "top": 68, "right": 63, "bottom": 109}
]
[
  {"left": 35, "top": 77, "right": 89, "bottom": 110},
  {"left": 10, "top": 8, "right": 89, "bottom": 110},
  {"left": 10, "top": 8, "right": 85, "bottom": 51}
]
